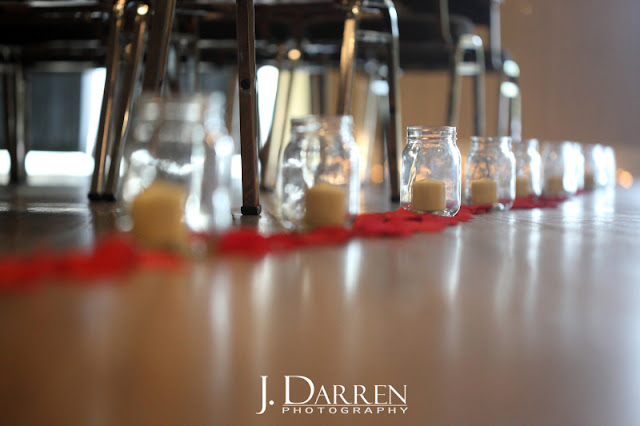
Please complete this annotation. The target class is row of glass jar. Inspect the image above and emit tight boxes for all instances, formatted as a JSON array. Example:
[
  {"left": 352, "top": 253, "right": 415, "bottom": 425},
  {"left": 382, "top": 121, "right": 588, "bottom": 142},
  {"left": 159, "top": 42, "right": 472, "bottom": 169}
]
[
  {"left": 400, "top": 131, "right": 617, "bottom": 217},
  {"left": 280, "top": 117, "right": 618, "bottom": 227},
  {"left": 118, "top": 95, "right": 617, "bottom": 241}
]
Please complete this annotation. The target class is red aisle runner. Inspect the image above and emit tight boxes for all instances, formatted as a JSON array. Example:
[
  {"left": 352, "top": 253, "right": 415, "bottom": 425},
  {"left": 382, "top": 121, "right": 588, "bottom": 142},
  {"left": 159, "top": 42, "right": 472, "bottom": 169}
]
[{"left": 0, "top": 197, "right": 564, "bottom": 290}]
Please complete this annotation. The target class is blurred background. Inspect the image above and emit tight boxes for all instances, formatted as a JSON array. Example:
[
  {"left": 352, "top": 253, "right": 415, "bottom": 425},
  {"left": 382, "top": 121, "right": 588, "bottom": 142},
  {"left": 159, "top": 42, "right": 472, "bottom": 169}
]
[{"left": 0, "top": 0, "right": 637, "bottom": 187}]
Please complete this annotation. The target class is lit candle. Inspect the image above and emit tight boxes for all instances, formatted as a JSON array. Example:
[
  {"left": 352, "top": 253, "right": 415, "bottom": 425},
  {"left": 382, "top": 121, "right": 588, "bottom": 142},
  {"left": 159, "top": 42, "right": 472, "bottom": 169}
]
[
  {"left": 304, "top": 183, "right": 347, "bottom": 227},
  {"left": 515, "top": 176, "right": 531, "bottom": 199},
  {"left": 412, "top": 178, "right": 446, "bottom": 212},
  {"left": 471, "top": 178, "right": 497, "bottom": 205},
  {"left": 545, "top": 175, "right": 565, "bottom": 194},
  {"left": 584, "top": 173, "right": 596, "bottom": 191},
  {"left": 130, "top": 180, "right": 189, "bottom": 248}
]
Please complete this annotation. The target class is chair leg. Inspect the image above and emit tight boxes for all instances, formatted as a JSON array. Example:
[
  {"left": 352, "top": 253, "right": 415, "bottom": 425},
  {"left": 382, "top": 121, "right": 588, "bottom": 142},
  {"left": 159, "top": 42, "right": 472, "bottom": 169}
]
[
  {"left": 3, "top": 64, "right": 27, "bottom": 184},
  {"left": 336, "top": 1, "right": 363, "bottom": 115},
  {"left": 497, "top": 59, "right": 521, "bottom": 139},
  {"left": 141, "top": 0, "right": 177, "bottom": 93},
  {"left": 381, "top": 0, "right": 401, "bottom": 202},
  {"left": 510, "top": 81, "right": 522, "bottom": 140},
  {"left": 463, "top": 34, "right": 486, "bottom": 136},
  {"left": 89, "top": 0, "right": 126, "bottom": 200},
  {"left": 236, "top": 0, "right": 261, "bottom": 215},
  {"left": 446, "top": 52, "right": 462, "bottom": 127},
  {"left": 103, "top": 10, "right": 148, "bottom": 200},
  {"left": 260, "top": 46, "right": 299, "bottom": 192},
  {"left": 310, "top": 72, "right": 327, "bottom": 116}
]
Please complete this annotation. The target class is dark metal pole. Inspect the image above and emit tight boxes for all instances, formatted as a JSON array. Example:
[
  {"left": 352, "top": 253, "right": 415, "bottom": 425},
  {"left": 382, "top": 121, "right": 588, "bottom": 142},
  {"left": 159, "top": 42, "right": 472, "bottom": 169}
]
[{"left": 236, "top": 0, "right": 261, "bottom": 215}]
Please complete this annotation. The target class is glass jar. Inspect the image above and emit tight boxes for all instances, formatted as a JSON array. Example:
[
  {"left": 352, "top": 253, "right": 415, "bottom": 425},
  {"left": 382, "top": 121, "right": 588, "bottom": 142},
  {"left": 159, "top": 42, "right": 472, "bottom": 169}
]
[
  {"left": 582, "top": 144, "right": 605, "bottom": 191},
  {"left": 281, "top": 115, "right": 360, "bottom": 229},
  {"left": 464, "top": 136, "right": 516, "bottom": 210},
  {"left": 119, "top": 94, "right": 232, "bottom": 248},
  {"left": 601, "top": 145, "right": 617, "bottom": 188},
  {"left": 541, "top": 142, "right": 579, "bottom": 197},
  {"left": 201, "top": 93, "right": 234, "bottom": 230},
  {"left": 572, "top": 142, "right": 586, "bottom": 192},
  {"left": 400, "top": 126, "right": 461, "bottom": 216},
  {"left": 512, "top": 138, "right": 542, "bottom": 199}
]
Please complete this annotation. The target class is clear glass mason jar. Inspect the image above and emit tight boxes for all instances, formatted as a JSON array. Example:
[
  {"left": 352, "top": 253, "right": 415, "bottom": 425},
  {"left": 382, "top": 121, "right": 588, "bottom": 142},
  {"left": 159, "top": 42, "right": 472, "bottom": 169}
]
[
  {"left": 400, "top": 126, "right": 461, "bottom": 216},
  {"left": 601, "top": 145, "right": 617, "bottom": 188},
  {"left": 572, "top": 142, "right": 586, "bottom": 192},
  {"left": 541, "top": 142, "right": 578, "bottom": 197},
  {"left": 281, "top": 115, "right": 360, "bottom": 229},
  {"left": 119, "top": 94, "right": 233, "bottom": 248},
  {"left": 512, "top": 138, "right": 542, "bottom": 199},
  {"left": 464, "top": 136, "right": 516, "bottom": 210},
  {"left": 582, "top": 144, "right": 604, "bottom": 191}
]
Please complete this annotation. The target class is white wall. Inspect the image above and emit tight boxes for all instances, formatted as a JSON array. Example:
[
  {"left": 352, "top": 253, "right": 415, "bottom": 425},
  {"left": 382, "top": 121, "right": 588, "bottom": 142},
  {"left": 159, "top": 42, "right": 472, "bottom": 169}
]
[{"left": 399, "top": 0, "right": 640, "bottom": 175}]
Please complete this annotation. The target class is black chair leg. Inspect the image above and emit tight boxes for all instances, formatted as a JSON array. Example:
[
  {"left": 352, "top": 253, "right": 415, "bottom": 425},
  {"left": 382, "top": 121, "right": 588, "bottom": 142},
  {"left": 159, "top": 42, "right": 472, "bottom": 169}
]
[
  {"left": 3, "top": 64, "right": 27, "bottom": 184},
  {"left": 236, "top": 0, "right": 261, "bottom": 215}
]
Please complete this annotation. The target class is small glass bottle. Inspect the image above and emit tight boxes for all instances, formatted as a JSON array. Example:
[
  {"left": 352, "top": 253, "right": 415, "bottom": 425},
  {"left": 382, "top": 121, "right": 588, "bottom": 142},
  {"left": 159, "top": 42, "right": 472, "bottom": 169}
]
[
  {"left": 400, "top": 126, "right": 461, "bottom": 216},
  {"left": 512, "top": 138, "right": 542, "bottom": 199},
  {"left": 281, "top": 115, "right": 360, "bottom": 229},
  {"left": 464, "top": 136, "right": 516, "bottom": 210},
  {"left": 541, "top": 142, "right": 578, "bottom": 197},
  {"left": 119, "top": 95, "right": 232, "bottom": 249}
]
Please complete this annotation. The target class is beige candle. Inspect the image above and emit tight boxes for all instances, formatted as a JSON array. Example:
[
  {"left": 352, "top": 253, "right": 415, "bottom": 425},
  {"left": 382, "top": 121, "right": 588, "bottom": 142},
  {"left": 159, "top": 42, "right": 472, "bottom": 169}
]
[
  {"left": 516, "top": 176, "right": 531, "bottom": 199},
  {"left": 471, "top": 178, "right": 498, "bottom": 205},
  {"left": 304, "top": 183, "right": 347, "bottom": 227},
  {"left": 545, "top": 175, "right": 565, "bottom": 194},
  {"left": 130, "top": 180, "right": 189, "bottom": 249},
  {"left": 412, "top": 178, "right": 446, "bottom": 212},
  {"left": 584, "top": 172, "right": 596, "bottom": 191}
]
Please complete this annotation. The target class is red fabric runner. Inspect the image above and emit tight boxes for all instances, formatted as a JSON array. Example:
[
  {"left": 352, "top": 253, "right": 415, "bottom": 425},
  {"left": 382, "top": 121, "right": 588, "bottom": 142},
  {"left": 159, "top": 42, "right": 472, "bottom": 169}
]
[{"left": 0, "top": 196, "right": 570, "bottom": 289}]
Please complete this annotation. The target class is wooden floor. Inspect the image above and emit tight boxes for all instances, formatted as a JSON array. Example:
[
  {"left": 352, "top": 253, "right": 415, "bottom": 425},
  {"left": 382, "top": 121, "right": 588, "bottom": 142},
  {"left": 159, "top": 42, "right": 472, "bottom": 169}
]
[{"left": 1, "top": 180, "right": 640, "bottom": 425}]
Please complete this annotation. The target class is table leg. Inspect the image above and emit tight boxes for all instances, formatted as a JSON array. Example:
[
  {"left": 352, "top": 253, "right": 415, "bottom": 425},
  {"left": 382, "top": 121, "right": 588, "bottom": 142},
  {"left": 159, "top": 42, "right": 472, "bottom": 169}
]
[{"left": 236, "top": 0, "right": 261, "bottom": 215}]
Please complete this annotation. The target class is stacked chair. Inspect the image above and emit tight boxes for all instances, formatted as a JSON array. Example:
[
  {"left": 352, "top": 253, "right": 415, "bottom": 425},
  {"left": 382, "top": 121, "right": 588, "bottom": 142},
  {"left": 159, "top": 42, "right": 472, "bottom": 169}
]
[{"left": 1, "top": 0, "right": 521, "bottom": 214}]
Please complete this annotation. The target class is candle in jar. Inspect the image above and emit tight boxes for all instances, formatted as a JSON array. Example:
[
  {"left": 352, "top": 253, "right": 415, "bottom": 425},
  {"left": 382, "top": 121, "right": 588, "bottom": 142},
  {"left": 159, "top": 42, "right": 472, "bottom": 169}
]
[
  {"left": 412, "top": 177, "right": 446, "bottom": 212},
  {"left": 130, "top": 180, "right": 189, "bottom": 249},
  {"left": 515, "top": 176, "right": 531, "bottom": 199},
  {"left": 304, "top": 183, "right": 347, "bottom": 227},
  {"left": 471, "top": 178, "right": 498, "bottom": 205},
  {"left": 545, "top": 175, "right": 565, "bottom": 194},
  {"left": 584, "top": 172, "right": 596, "bottom": 191}
]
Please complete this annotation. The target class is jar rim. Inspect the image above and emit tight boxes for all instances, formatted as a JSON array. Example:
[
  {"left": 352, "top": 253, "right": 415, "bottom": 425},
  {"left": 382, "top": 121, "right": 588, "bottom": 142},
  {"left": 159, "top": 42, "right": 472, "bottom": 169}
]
[{"left": 406, "top": 126, "right": 456, "bottom": 141}]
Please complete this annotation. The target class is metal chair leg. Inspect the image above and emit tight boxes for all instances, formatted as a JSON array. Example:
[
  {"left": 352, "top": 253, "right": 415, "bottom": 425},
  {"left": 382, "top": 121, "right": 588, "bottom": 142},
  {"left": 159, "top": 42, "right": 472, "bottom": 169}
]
[
  {"left": 336, "top": 1, "right": 363, "bottom": 115},
  {"left": 260, "top": 46, "right": 299, "bottom": 192},
  {"left": 446, "top": 53, "right": 462, "bottom": 126},
  {"left": 3, "top": 64, "right": 27, "bottom": 184},
  {"left": 236, "top": 0, "right": 261, "bottom": 215},
  {"left": 89, "top": 0, "right": 126, "bottom": 200},
  {"left": 497, "top": 59, "right": 521, "bottom": 139},
  {"left": 469, "top": 36, "right": 486, "bottom": 136},
  {"left": 103, "top": 10, "right": 148, "bottom": 200},
  {"left": 142, "top": 0, "right": 177, "bottom": 93},
  {"left": 310, "top": 71, "right": 327, "bottom": 116},
  {"left": 381, "top": 0, "right": 401, "bottom": 202}
]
